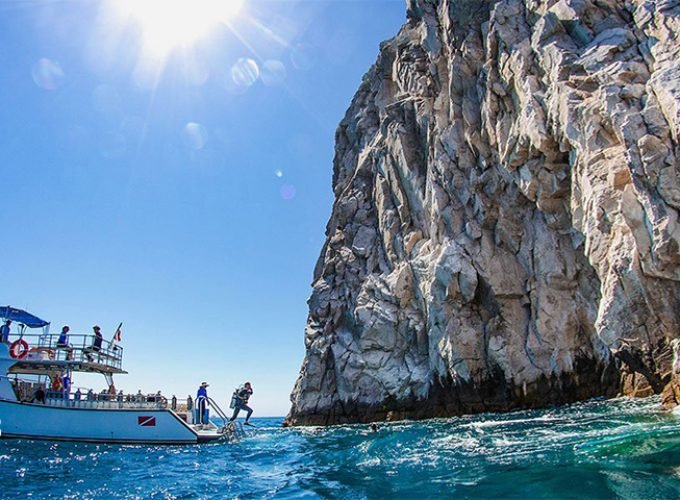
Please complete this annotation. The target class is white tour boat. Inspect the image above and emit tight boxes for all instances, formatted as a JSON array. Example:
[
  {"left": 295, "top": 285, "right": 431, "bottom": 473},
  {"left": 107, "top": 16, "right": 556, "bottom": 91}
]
[{"left": 0, "top": 306, "right": 232, "bottom": 444}]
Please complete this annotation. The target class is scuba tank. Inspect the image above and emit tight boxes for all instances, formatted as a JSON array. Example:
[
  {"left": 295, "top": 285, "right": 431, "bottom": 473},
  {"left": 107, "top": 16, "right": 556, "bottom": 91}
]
[{"left": 229, "top": 388, "right": 239, "bottom": 409}]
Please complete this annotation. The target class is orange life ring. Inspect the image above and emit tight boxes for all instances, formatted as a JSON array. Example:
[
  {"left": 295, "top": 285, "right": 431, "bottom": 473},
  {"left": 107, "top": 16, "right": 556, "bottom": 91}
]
[{"left": 10, "top": 339, "right": 29, "bottom": 359}]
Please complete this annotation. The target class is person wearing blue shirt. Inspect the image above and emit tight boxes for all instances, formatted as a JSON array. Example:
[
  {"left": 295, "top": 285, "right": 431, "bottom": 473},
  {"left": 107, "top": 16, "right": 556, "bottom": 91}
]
[
  {"left": 62, "top": 373, "right": 71, "bottom": 400},
  {"left": 196, "top": 382, "right": 209, "bottom": 427},
  {"left": 57, "top": 325, "right": 73, "bottom": 360},
  {"left": 57, "top": 326, "right": 70, "bottom": 346}
]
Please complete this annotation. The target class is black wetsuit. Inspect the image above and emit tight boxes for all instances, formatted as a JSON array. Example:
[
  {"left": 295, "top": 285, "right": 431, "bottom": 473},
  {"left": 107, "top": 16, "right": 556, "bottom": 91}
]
[{"left": 229, "top": 387, "right": 253, "bottom": 422}]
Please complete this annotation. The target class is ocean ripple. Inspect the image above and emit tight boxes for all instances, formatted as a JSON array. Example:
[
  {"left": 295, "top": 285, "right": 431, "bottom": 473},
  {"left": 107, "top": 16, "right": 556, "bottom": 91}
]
[{"left": 1, "top": 397, "right": 679, "bottom": 498}]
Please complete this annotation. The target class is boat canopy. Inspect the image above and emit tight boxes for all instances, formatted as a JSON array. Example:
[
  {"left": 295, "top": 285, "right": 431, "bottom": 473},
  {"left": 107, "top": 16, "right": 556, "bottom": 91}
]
[{"left": 0, "top": 306, "right": 50, "bottom": 328}]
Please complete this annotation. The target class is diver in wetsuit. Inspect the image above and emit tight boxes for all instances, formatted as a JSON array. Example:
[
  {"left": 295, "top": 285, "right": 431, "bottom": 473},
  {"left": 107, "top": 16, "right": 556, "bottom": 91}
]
[{"left": 229, "top": 382, "right": 254, "bottom": 425}]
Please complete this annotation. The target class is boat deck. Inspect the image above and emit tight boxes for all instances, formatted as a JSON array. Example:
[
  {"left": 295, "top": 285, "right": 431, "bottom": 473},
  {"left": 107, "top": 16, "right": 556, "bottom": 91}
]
[
  {"left": 8, "top": 358, "right": 127, "bottom": 375},
  {"left": 7, "top": 332, "right": 124, "bottom": 374}
]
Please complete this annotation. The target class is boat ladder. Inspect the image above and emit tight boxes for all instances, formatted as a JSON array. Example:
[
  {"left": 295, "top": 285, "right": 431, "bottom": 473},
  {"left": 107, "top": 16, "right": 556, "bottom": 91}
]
[{"left": 207, "top": 397, "right": 244, "bottom": 441}]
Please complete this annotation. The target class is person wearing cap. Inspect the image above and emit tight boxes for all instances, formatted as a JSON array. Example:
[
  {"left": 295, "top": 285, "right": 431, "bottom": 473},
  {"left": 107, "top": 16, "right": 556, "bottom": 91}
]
[
  {"left": 229, "top": 382, "right": 254, "bottom": 425},
  {"left": 1, "top": 319, "right": 11, "bottom": 343},
  {"left": 92, "top": 325, "right": 103, "bottom": 351},
  {"left": 196, "top": 382, "right": 209, "bottom": 427}
]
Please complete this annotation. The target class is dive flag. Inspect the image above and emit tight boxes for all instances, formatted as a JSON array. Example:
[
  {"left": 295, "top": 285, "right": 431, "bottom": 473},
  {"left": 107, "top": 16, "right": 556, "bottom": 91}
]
[
  {"left": 112, "top": 322, "right": 123, "bottom": 343},
  {"left": 138, "top": 416, "right": 156, "bottom": 427}
]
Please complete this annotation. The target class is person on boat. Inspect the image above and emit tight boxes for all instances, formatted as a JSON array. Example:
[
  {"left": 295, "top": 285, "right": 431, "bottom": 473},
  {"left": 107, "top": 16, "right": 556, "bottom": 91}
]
[
  {"left": 108, "top": 383, "right": 117, "bottom": 401},
  {"left": 62, "top": 373, "right": 71, "bottom": 400},
  {"left": 196, "top": 382, "right": 209, "bottom": 426},
  {"left": 74, "top": 388, "right": 82, "bottom": 401},
  {"left": 135, "top": 389, "right": 143, "bottom": 402},
  {"left": 56, "top": 325, "right": 73, "bottom": 360},
  {"left": 92, "top": 325, "right": 103, "bottom": 350},
  {"left": 86, "top": 388, "right": 95, "bottom": 401},
  {"left": 32, "top": 386, "right": 46, "bottom": 404},
  {"left": 117, "top": 390, "right": 124, "bottom": 403},
  {"left": 229, "top": 382, "right": 254, "bottom": 425},
  {"left": 0, "top": 319, "right": 11, "bottom": 343},
  {"left": 51, "top": 375, "right": 63, "bottom": 399},
  {"left": 86, "top": 325, "right": 103, "bottom": 362}
]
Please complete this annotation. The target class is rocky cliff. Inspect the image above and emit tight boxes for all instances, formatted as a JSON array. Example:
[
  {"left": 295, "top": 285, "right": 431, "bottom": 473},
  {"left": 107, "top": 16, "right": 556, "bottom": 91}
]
[{"left": 286, "top": 0, "right": 680, "bottom": 426}]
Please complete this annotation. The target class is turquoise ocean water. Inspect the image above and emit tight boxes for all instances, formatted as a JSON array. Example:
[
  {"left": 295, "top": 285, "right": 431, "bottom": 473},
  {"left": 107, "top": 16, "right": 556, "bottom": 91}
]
[{"left": 1, "top": 397, "right": 679, "bottom": 498}]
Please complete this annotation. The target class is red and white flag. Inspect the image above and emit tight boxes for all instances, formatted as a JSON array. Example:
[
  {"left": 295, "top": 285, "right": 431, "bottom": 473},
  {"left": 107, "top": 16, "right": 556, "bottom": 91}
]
[{"left": 112, "top": 322, "right": 123, "bottom": 343}]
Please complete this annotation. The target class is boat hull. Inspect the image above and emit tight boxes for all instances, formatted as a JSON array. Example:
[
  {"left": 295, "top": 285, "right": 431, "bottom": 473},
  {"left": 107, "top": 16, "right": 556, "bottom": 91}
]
[{"left": 0, "top": 400, "right": 203, "bottom": 444}]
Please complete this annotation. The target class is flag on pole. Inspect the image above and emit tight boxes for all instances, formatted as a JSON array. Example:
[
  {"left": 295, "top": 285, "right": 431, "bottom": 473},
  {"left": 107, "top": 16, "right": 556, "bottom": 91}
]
[{"left": 112, "top": 322, "right": 123, "bottom": 343}]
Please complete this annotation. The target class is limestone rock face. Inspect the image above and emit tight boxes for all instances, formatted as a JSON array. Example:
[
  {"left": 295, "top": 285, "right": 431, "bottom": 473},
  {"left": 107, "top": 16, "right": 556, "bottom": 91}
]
[{"left": 286, "top": 0, "right": 680, "bottom": 426}]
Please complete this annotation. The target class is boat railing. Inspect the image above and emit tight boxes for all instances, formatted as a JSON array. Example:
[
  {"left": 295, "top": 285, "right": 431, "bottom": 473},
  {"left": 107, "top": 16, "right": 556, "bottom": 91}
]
[
  {"left": 32, "top": 390, "right": 168, "bottom": 410},
  {"left": 42, "top": 396, "right": 166, "bottom": 410},
  {"left": 207, "top": 396, "right": 231, "bottom": 426},
  {"left": 5, "top": 378, "right": 168, "bottom": 409},
  {"left": 6, "top": 332, "right": 124, "bottom": 371}
]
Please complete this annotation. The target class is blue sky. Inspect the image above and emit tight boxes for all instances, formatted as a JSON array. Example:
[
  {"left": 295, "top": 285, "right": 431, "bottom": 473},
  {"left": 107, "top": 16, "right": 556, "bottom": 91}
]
[{"left": 0, "top": 0, "right": 405, "bottom": 416}]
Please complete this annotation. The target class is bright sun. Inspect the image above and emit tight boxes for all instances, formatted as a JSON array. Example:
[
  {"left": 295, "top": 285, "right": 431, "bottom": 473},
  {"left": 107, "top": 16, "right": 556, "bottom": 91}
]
[{"left": 117, "top": 0, "right": 244, "bottom": 57}]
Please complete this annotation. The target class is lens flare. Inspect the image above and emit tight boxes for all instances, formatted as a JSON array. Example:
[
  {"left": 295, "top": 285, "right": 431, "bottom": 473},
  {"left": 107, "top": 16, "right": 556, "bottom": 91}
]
[
  {"left": 184, "top": 122, "right": 208, "bottom": 150},
  {"left": 231, "top": 58, "right": 259, "bottom": 88},
  {"left": 31, "top": 58, "right": 64, "bottom": 90}
]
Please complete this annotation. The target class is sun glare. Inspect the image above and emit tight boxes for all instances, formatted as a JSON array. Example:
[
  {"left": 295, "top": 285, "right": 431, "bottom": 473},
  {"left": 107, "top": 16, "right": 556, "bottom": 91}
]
[{"left": 118, "top": 0, "right": 244, "bottom": 57}]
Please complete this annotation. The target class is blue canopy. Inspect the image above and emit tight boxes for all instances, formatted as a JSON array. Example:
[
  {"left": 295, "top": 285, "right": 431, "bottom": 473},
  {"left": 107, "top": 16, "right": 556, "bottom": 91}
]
[{"left": 0, "top": 306, "right": 50, "bottom": 328}]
